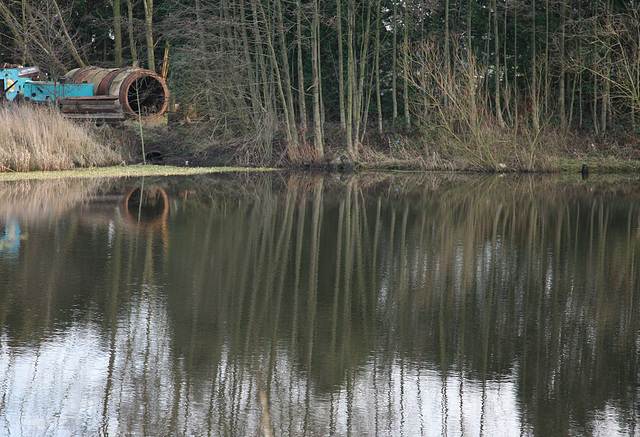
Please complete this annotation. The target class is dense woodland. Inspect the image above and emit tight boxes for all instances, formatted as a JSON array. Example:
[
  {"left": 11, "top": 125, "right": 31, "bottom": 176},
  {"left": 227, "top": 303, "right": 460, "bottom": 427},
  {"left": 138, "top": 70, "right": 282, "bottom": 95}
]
[{"left": 2, "top": 0, "right": 640, "bottom": 169}]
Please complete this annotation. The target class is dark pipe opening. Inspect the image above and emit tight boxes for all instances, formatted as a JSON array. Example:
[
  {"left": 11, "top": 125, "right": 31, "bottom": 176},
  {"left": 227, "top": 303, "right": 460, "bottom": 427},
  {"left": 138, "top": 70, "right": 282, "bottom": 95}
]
[
  {"left": 126, "top": 76, "right": 166, "bottom": 118},
  {"left": 145, "top": 150, "right": 164, "bottom": 163}
]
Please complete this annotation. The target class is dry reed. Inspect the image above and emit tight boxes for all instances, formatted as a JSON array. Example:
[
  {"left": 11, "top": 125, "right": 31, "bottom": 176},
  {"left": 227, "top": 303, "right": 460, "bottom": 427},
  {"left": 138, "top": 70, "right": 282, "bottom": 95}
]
[{"left": 0, "top": 104, "right": 122, "bottom": 172}]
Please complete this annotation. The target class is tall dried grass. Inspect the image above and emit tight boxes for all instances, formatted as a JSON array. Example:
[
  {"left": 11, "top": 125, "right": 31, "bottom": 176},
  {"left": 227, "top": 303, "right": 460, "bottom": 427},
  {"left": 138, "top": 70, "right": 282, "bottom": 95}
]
[{"left": 0, "top": 105, "right": 122, "bottom": 172}]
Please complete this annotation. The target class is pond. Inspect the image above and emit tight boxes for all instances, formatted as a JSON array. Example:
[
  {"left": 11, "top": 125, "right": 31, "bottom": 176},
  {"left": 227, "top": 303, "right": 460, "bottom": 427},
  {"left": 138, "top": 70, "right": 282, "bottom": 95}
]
[{"left": 0, "top": 171, "right": 638, "bottom": 436}]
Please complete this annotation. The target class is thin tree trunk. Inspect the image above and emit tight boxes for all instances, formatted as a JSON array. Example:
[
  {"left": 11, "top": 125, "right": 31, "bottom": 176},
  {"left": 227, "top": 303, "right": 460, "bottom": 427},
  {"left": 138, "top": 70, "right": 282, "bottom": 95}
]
[
  {"left": 593, "top": 5, "right": 600, "bottom": 133},
  {"left": 0, "top": 3, "right": 27, "bottom": 62},
  {"left": 275, "top": 0, "right": 299, "bottom": 148},
  {"left": 51, "top": 0, "right": 86, "bottom": 67},
  {"left": 513, "top": 0, "right": 518, "bottom": 130},
  {"left": 468, "top": 0, "right": 476, "bottom": 129},
  {"left": 346, "top": 0, "right": 355, "bottom": 154},
  {"left": 311, "top": 0, "right": 324, "bottom": 158},
  {"left": 503, "top": 0, "right": 511, "bottom": 125},
  {"left": 531, "top": 0, "right": 539, "bottom": 131},
  {"left": 239, "top": 0, "right": 261, "bottom": 125},
  {"left": 375, "top": 0, "right": 383, "bottom": 134},
  {"left": 593, "top": 67, "right": 599, "bottom": 133},
  {"left": 568, "top": 71, "right": 577, "bottom": 126},
  {"left": 603, "top": 0, "right": 612, "bottom": 131},
  {"left": 578, "top": 0, "right": 583, "bottom": 127},
  {"left": 355, "top": 0, "right": 373, "bottom": 149},
  {"left": 251, "top": 0, "right": 274, "bottom": 159},
  {"left": 444, "top": 0, "right": 451, "bottom": 81},
  {"left": 337, "top": 0, "right": 346, "bottom": 128},
  {"left": 22, "top": 0, "right": 28, "bottom": 64},
  {"left": 259, "top": 0, "right": 297, "bottom": 155},
  {"left": 403, "top": 1, "right": 410, "bottom": 126},
  {"left": 545, "top": 0, "right": 549, "bottom": 112},
  {"left": 559, "top": 0, "right": 567, "bottom": 126},
  {"left": 142, "top": 0, "right": 155, "bottom": 71},
  {"left": 493, "top": 0, "right": 505, "bottom": 128},
  {"left": 296, "top": 0, "right": 307, "bottom": 131},
  {"left": 125, "top": 0, "right": 137, "bottom": 62},
  {"left": 113, "top": 0, "right": 122, "bottom": 67},
  {"left": 392, "top": 0, "right": 398, "bottom": 119}
]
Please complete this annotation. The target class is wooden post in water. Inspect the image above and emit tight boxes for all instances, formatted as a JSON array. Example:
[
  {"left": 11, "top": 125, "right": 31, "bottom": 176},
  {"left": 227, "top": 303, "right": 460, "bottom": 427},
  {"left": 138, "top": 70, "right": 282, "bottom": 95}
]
[{"left": 581, "top": 164, "right": 589, "bottom": 180}]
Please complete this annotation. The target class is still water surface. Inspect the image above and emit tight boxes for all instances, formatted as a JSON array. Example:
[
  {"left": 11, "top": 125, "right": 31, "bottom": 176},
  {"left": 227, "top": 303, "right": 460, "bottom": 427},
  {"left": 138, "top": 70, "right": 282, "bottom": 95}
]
[{"left": 0, "top": 172, "right": 638, "bottom": 436}]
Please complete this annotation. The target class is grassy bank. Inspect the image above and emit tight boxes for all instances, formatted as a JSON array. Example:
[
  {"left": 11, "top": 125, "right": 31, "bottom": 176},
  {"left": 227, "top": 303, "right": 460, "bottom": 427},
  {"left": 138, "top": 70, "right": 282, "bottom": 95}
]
[
  {"left": 0, "top": 164, "right": 272, "bottom": 181},
  {"left": 0, "top": 105, "right": 123, "bottom": 172},
  {"left": 119, "top": 115, "right": 640, "bottom": 174},
  {"left": 1, "top": 103, "right": 637, "bottom": 175}
]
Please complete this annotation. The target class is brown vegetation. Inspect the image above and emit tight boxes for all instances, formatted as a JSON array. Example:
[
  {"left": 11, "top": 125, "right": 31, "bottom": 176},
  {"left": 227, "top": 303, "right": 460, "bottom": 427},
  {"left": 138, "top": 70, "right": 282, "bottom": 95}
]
[{"left": 0, "top": 105, "right": 122, "bottom": 172}]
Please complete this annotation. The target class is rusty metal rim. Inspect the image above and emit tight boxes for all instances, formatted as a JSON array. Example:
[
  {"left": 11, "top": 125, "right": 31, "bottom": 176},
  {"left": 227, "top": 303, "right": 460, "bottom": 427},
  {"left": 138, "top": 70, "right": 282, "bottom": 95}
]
[{"left": 119, "top": 70, "right": 169, "bottom": 121}]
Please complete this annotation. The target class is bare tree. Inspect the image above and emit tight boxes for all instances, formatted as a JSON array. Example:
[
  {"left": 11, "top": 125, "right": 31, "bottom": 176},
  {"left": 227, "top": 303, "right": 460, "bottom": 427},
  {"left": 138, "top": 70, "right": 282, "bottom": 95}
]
[{"left": 142, "top": 0, "right": 154, "bottom": 71}]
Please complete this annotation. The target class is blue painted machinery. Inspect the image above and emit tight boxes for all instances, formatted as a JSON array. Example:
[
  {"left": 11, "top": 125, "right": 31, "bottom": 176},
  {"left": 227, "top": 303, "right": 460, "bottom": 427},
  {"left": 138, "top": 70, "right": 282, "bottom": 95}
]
[
  {"left": 1, "top": 66, "right": 93, "bottom": 102},
  {"left": 0, "top": 64, "right": 169, "bottom": 123}
]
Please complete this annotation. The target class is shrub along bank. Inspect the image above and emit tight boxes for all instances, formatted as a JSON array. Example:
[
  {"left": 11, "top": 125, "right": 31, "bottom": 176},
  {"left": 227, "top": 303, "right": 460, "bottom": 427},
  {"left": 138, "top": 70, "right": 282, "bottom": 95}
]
[{"left": 1, "top": 103, "right": 638, "bottom": 174}]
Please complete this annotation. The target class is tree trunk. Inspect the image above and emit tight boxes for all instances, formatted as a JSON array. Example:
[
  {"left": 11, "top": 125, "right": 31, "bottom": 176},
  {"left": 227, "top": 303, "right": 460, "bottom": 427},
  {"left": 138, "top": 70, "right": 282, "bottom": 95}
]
[
  {"left": 0, "top": 3, "right": 28, "bottom": 63},
  {"left": 531, "top": 0, "right": 539, "bottom": 131},
  {"left": 444, "top": 0, "right": 451, "bottom": 81},
  {"left": 238, "top": 0, "right": 261, "bottom": 127},
  {"left": 337, "top": 0, "right": 346, "bottom": 128},
  {"left": 512, "top": 0, "right": 517, "bottom": 130},
  {"left": 493, "top": 0, "right": 505, "bottom": 128},
  {"left": 602, "top": 0, "right": 612, "bottom": 131},
  {"left": 112, "top": 0, "right": 122, "bottom": 67},
  {"left": 355, "top": 0, "right": 373, "bottom": 148},
  {"left": 125, "top": 0, "right": 137, "bottom": 62},
  {"left": 392, "top": 0, "right": 398, "bottom": 119},
  {"left": 403, "top": 1, "right": 410, "bottom": 126},
  {"left": 311, "top": 0, "right": 324, "bottom": 159},
  {"left": 51, "top": 0, "right": 86, "bottom": 67},
  {"left": 275, "top": 0, "right": 299, "bottom": 149},
  {"left": 297, "top": 0, "right": 307, "bottom": 131},
  {"left": 142, "top": 0, "right": 155, "bottom": 71},
  {"left": 346, "top": 2, "right": 356, "bottom": 156},
  {"left": 346, "top": 0, "right": 354, "bottom": 154},
  {"left": 375, "top": 0, "right": 383, "bottom": 134},
  {"left": 468, "top": 0, "right": 476, "bottom": 129},
  {"left": 545, "top": 0, "right": 549, "bottom": 112},
  {"left": 22, "top": 0, "right": 28, "bottom": 65},
  {"left": 558, "top": 0, "right": 566, "bottom": 127},
  {"left": 251, "top": 0, "right": 274, "bottom": 159}
]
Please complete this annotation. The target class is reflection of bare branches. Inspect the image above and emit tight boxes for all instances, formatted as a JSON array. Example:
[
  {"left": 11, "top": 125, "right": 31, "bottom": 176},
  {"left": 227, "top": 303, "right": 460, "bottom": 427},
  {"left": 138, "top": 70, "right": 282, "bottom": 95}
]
[
  {"left": 0, "top": 178, "right": 112, "bottom": 222},
  {"left": 2, "top": 173, "right": 640, "bottom": 436}
]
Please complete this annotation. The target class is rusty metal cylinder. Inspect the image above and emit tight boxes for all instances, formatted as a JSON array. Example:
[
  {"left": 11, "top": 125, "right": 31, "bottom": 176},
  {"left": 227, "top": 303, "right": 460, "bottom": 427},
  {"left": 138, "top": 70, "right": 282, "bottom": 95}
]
[{"left": 64, "top": 66, "right": 169, "bottom": 121}]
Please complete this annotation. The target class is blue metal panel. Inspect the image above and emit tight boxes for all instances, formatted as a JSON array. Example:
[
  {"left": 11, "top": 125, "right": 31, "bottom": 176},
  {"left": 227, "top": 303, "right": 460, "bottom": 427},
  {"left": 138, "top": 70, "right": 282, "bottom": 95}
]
[
  {"left": 23, "top": 81, "right": 94, "bottom": 101},
  {"left": 1, "top": 67, "right": 94, "bottom": 102},
  {"left": 0, "top": 69, "right": 21, "bottom": 101}
]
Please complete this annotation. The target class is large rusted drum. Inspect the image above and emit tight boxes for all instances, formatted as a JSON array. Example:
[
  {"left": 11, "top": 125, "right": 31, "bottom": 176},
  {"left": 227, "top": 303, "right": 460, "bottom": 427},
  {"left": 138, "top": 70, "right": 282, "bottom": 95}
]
[{"left": 64, "top": 66, "right": 169, "bottom": 121}]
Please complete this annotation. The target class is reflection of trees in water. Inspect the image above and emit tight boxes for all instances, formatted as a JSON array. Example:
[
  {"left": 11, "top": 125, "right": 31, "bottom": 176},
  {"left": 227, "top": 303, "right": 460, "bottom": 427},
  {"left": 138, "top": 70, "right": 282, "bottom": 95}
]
[
  {"left": 1, "top": 173, "right": 640, "bottom": 435},
  {"left": 0, "top": 178, "right": 113, "bottom": 222},
  {"left": 376, "top": 176, "right": 640, "bottom": 436},
  {"left": 164, "top": 174, "right": 640, "bottom": 435}
]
